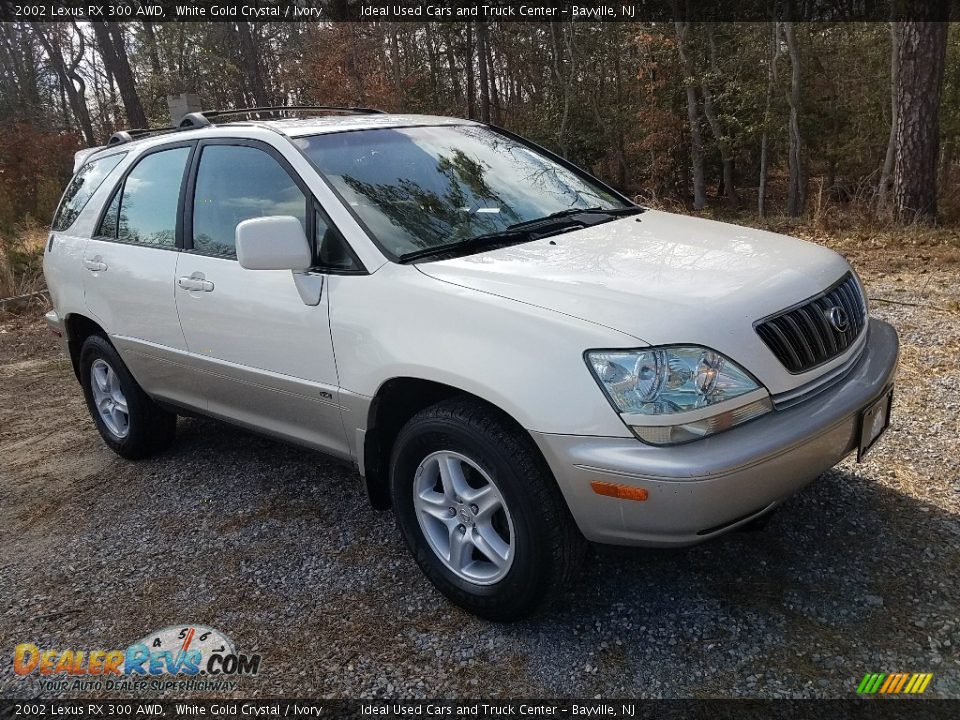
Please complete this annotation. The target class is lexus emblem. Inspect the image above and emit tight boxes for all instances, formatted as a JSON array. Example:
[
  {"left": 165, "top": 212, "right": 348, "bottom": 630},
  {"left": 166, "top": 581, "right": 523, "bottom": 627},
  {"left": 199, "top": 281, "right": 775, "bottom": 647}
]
[{"left": 827, "top": 306, "right": 850, "bottom": 333}]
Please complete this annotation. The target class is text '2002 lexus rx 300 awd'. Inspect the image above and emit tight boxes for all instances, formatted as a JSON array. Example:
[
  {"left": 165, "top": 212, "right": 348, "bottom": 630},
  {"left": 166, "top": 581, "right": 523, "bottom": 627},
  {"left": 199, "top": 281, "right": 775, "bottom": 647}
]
[{"left": 44, "top": 108, "right": 898, "bottom": 620}]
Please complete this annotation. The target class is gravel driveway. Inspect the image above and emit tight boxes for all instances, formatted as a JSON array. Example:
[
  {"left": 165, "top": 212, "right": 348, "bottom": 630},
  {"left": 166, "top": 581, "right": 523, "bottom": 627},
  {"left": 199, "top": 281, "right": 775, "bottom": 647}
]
[{"left": 1, "top": 261, "right": 958, "bottom": 700}]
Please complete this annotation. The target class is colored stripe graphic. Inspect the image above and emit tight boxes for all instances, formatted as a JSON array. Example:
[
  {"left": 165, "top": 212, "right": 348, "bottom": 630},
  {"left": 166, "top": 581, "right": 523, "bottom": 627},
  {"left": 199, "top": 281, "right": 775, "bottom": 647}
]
[
  {"left": 858, "top": 673, "right": 932, "bottom": 695},
  {"left": 893, "top": 673, "right": 910, "bottom": 693},
  {"left": 879, "top": 674, "right": 896, "bottom": 693}
]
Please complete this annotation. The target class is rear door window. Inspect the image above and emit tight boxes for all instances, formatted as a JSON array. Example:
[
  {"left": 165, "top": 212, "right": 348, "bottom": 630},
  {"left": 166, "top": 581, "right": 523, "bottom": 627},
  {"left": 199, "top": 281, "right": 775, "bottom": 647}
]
[
  {"left": 96, "top": 146, "right": 191, "bottom": 248},
  {"left": 52, "top": 153, "right": 125, "bottom": 231}
]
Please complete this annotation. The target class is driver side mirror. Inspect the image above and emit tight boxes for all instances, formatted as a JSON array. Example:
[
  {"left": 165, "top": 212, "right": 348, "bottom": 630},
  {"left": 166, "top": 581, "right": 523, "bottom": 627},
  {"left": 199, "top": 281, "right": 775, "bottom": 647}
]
[{"left": 236, "top": 216, "right": 311, "bottom": 271}]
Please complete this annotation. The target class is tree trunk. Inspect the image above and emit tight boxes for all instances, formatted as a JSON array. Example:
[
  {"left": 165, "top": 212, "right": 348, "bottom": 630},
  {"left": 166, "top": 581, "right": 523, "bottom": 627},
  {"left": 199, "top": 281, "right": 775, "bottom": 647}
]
[
  {"left": 559, "top": 23, "right": 577, "bottom": 159},
  {"left": 674, "top": 20, "right": 706, "bottom": 210},
  {"left": 444, "top": 27, "right": 461, "bottom": 106},
  {"left": 485, "top": 29, "right": 501, "bottom": 125},
  {"left": 783, "top": 22, "right": 806, "bottom": 217},
  {"left": 940, "top": 138, "right": 955, "bottom": 194},
  {"left": 894, "top": 22, "right": 949, "bottom": 222},
  {"left": 91, "top": 22, "right": 148, "bottom": 128},
  {"left": 701, "top": 26, "right": 737, "bottom": 207},
  {"left": 142, "top": 22, "right": 163, "bottom": 77},
  {"left": 701, "top": 89, "right": 736, "bottom": 207},
  {"left": 475, "top": 20, "right": 491, "bottom": 123},
  {"left": 549, "top": 21, "right": 571, "bottom": 156},
  {"left": 877, "top": 22, "right": 900, "bottom": 211},
  {"left": 465, "top": 24, "right": 475, "bottom": 119},
  {"left": 613, "top": 47, "right": 629, "bottom": 189},
  {"left": 233, "top": 21, "right": 271, "bottom": 108},
  {"left": 424, "top": 24, "right": 440, "bottom": 108},
  {"left": 758, "top": 21, "right": 779, "bottom": 217},
  {"left": 390, "top": 30, "right": 403, "bottom": 94}
]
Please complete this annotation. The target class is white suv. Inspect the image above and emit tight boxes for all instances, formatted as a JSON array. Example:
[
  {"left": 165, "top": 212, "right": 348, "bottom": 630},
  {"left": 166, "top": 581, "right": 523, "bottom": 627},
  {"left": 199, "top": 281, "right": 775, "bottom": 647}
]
[{"left": 44, "top": 109, "right": 898, "bottom": 620}]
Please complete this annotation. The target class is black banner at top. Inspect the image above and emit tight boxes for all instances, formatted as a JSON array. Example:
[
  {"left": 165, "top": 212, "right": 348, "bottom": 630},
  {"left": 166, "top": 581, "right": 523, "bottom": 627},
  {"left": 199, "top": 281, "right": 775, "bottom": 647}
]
[{"left": 0, "top": 0, "right": 958, "bottom": 22}]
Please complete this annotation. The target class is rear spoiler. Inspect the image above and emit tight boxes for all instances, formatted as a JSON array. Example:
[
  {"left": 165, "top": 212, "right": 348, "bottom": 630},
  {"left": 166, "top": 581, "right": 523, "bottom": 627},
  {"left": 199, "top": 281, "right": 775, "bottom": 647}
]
[{"left": 73, "top": 147, "right": 104, "bottom": 173}]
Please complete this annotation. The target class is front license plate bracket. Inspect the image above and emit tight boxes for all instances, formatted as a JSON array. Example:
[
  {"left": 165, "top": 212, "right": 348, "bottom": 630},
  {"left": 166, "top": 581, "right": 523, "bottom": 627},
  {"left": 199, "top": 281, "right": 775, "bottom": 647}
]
[{"left": 857, "top": 387, "right": 894, "bottom": 462}]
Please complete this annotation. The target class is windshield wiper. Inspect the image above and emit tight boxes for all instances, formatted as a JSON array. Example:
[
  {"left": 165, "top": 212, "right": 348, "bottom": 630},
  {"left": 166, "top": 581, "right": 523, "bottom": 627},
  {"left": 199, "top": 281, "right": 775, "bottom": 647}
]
[
  {"left": 506, "top": 205, "right": 644, "bottom": 232},
  {"left": 396, "top": 205, "right": 645, "bottom": 264},
  {"left": 397, "top": 229, "right": 535, "bottom": 264}
]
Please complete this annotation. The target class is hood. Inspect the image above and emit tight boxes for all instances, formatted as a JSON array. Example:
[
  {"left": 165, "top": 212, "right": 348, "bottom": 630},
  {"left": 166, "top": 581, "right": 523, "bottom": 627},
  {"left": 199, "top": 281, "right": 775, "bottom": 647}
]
[{"left": 415, "top": 210, "right": 855, "bottom": 393}]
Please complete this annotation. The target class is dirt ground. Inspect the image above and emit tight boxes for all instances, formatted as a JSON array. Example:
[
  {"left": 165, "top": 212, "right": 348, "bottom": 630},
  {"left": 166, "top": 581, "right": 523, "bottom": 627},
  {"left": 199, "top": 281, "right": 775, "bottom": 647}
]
[{"left": 1, "top": 247, "right": 958, "bottom": 699}]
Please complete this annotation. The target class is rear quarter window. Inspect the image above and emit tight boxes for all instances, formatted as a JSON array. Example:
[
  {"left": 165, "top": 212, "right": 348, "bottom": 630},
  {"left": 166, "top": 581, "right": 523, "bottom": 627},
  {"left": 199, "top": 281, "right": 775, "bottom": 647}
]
[{"left": 52, "top": 153, "right": 126, "bottom": 232}]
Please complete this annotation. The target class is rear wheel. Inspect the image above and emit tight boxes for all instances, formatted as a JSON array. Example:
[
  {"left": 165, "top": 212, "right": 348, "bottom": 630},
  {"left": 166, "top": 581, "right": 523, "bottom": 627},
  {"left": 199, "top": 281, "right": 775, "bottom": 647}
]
[
  {"left": 390, "top": 398, "right": 585, "bottom": 621},
  {"left": 79, "top": 335, "right": 176, "bottom": 460}
]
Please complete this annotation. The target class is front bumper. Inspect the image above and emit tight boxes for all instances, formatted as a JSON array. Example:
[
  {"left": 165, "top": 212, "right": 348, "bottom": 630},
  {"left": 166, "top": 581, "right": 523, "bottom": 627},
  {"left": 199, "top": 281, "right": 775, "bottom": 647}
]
[{"left": 532, "top": 319, "right": 899, "bottom": 547}]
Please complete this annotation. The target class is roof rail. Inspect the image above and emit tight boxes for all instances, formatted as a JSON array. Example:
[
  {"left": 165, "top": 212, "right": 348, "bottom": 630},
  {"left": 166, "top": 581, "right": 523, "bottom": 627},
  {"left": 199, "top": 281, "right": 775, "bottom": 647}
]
[
  {"left": 107, "top": 126, "right": 184, "bottom": 146},
  {"left": 177, "top": 105, "right": 386, "bottom": 128},
  {"left": 106, "top": 105, "right": 388, "bottom": 146}
]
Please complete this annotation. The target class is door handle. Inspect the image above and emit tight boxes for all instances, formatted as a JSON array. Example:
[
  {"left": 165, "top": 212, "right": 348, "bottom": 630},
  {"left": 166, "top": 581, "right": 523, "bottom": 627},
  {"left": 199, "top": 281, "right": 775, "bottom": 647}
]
[
  {"left": 83, "top": 258, "right": 107, "bottom": 272},
  {"left": 177, "top": 275, "right": 214, "bottom": 292}
]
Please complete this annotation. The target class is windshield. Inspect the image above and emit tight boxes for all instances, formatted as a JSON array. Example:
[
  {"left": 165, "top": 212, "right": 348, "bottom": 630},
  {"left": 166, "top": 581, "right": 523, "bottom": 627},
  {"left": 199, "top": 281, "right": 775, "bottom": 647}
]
[{"left": 296, "top": 125, "right": 629, "bottom": 259}]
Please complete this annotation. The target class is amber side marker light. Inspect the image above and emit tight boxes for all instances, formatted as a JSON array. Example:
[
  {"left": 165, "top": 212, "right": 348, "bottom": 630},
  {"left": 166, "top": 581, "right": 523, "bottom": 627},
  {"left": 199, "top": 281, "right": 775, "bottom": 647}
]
[{"left": 590, "top": 481, "right": 649, "bottom": 502}]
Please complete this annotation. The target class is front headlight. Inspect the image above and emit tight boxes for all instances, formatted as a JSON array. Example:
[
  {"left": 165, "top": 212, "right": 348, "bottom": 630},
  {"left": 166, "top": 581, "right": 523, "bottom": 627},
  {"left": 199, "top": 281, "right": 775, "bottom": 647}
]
[{"left": 585, "top": 346, "right": 772, "bottom": 444}]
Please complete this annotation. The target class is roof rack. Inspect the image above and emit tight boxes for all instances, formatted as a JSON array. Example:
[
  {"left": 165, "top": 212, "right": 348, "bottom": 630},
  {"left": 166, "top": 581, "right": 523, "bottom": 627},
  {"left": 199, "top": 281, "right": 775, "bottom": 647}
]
[
  {"left": 105, "top": 105, "right": 387, "bottom": 146},
  {"left": 107, "top": 126, "right": 183, "bottom": 146},
  {"left": 178, "top": 105, "right": 387, "bottom": 129}
]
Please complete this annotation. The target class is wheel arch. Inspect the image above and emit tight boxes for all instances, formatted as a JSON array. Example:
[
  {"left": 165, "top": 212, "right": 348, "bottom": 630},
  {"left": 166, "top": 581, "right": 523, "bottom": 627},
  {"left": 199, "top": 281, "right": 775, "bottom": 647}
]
[
  {"left": 361, "top": 377, "right": 552, "bottom": 511},
  {"left": 63, "top": 313, "right": 108, "bottom": 381}
]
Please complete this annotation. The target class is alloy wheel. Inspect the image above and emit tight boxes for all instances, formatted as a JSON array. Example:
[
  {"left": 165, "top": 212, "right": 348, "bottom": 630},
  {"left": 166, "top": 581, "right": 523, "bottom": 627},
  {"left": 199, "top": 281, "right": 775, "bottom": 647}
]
[
  {"left": 90, "top": 358, "right": 130, "bottom": 438},
  {"left": 412, "top": 450, "right": 515, "bottom": 585}
]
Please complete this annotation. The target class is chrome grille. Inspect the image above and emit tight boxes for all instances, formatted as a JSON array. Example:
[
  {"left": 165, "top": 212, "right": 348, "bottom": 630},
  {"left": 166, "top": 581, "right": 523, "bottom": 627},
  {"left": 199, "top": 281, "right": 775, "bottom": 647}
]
[{"left": 755, "top": 273, "right": 867, "bottom": 374}]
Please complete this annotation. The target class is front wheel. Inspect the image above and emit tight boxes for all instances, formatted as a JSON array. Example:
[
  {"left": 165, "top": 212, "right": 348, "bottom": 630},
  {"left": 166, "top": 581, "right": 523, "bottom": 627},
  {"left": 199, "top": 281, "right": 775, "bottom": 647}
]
[{"left": 390, "top": 399, "right": 585, "bottom": 621}]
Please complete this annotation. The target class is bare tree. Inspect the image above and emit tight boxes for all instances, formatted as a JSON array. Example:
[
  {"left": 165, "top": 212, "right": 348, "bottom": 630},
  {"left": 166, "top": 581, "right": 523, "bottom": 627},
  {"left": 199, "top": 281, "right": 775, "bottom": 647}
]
[
  {"left": 32, "top": 23, "right": 97, "bottom": 145},
  {"left": 674, "top": 20, "right": 706, "bottom": 210},
  {"left": 783, "top": 21, "right": 806, "bottom": 217},
  {"left": 0, "top": 23, "right": 43, "bottom": 124},
  {"left": 475, "top": 20, "right": 491, "bottom": 123},
  {"left": 700, "top": 25, "right": 737, "bottom": 208},
  {"left": 549, "top": 21, "right": 576, "bottom": 158},
  {"left": 443, "top": 25, "right": 462, "bottom": 108},
  {"left": 233, "top": 21, "right": 271, "bottom": 107},
  {"left": 91, "top": 22, "right": 148, "bottom": 127},
  {"left": 894, "top": 22, "right": 949, "bottom": 222},
  {"left": 758, "top": 21, "right": 779, "bottom": 217},
  {"left": 484, "top": 25, "right": 502, "bottom": 125},
  {"left": 389, "top": 28, "right": 403, "bottom": 95},
  {"left": 876, "top": 22, "right": 900, "bottom": 210},
  {"left": 141, "top": 22, "right": 164, "bottom": 80},
  {"left": 465, "top": 24, "right": 475, "bottom": 119}
]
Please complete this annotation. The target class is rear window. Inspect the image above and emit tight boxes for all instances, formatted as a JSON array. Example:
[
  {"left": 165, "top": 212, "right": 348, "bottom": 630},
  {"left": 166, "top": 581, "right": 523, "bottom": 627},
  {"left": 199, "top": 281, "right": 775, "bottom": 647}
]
[{"left": 52, "top": 153, "right": 126, "bottom": 231}]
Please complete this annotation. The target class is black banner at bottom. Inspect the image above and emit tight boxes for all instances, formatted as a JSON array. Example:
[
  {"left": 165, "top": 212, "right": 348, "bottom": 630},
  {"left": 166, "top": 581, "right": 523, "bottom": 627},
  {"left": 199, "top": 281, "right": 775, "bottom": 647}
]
[{"left": 1, "top": 700, "right": 959, "bottom": 720}]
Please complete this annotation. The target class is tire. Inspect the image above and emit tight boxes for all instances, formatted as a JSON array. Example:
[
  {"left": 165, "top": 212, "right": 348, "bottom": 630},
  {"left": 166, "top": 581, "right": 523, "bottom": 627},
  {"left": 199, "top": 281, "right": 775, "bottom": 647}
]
[
  {"left": 390, "top": 398, "right": 585, "bottom": 621},
  {"left": 79, "top": 334, "right": 176, "bottom": 460}
]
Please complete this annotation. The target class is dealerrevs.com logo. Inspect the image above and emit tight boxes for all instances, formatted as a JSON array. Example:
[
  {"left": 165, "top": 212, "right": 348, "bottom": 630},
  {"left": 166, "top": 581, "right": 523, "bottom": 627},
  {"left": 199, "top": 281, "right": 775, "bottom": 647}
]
[{"left": 13, "top": 625, "right": 261, "bottom": 693}]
